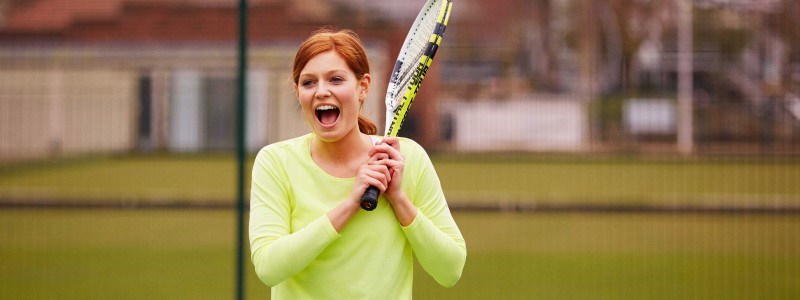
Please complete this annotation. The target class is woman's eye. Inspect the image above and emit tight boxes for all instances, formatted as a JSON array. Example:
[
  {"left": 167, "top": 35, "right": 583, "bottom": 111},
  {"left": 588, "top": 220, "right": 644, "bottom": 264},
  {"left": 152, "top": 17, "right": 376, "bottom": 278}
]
[
  {"left": 330, "top": 77, "right": 344, "bottom": 83},
  {"left": 301, "top": 80, "right": 314, "bottom": 87}
]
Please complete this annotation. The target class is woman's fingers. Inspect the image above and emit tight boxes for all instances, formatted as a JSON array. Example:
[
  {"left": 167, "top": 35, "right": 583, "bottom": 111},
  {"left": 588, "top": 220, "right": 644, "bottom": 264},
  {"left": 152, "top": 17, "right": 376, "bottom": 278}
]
[
  {"left": 369, "top": 137, "right": 400, "bottom": 155},
  {"left": 368, "top": 152, "right": 390, "bottom": 163},
  {"left": 381, "top": 137, "right": 400, "bottom": 150},
  {"left": 372, "top": 143, "right": 403, "bottom": 161},
  {"left": 359, "top": 164, "right": 390, "bottom": 192},
  {"left": 365, "top": 138, "right": 404, "bottom": 192}
]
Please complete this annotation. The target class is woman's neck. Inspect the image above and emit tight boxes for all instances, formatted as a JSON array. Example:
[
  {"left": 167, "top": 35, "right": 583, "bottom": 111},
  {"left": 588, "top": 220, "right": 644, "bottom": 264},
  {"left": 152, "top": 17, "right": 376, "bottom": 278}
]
[{"left": 311, "top": 129, "right": 372, "bottom": 169}]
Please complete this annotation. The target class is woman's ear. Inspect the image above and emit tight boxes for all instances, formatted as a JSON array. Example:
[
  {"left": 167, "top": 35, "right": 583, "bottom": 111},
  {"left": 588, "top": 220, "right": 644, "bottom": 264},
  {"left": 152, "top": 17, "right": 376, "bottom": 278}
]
[{"left": 359, "top": 74, "right": 371, "bottom": 101}]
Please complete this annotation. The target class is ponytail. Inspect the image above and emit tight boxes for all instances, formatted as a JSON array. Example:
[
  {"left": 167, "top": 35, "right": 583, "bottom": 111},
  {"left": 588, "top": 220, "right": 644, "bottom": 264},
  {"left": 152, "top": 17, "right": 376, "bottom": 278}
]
[{"left": 358, "top": 114, "right": 377, "bottom": 135}]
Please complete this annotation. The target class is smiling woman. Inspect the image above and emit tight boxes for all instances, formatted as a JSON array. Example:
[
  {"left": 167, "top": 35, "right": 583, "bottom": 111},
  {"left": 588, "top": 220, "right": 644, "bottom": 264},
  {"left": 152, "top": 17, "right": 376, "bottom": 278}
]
[
  {"left": 292, "top": 29, "right": 376, "bottom": 138},
  {"left": 294, "top": 49, "right": 371, "bottom": 143},
  {"left": 248, "top": 28, "right": 466, "bottom": 299}
]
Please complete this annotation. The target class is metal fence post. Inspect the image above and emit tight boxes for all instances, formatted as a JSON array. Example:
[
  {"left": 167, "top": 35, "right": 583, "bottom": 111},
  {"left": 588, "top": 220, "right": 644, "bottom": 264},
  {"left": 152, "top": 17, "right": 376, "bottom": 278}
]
[{"left": 236, "top": 0, "right": 249, "bottom": 299}]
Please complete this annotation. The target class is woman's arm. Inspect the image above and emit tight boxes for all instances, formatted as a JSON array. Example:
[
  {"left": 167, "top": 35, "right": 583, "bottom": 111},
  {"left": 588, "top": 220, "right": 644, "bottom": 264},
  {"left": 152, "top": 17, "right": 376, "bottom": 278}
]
[
  {"left": 249, "top": 149, "right": 341, "bottom": 287},
  {"left": 401, "top": 157, "right": 467, "bottom": 287},
  {"left": 376, "top": 139, "right": 467, "bottom": 287},
  {"left": 249, "top": 145, "right": 392, "bottom": 286}
]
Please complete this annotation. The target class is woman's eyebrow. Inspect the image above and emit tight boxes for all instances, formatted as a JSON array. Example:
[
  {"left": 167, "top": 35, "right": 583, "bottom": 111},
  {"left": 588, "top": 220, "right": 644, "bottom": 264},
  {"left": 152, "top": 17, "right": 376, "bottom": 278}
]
[{"left": 300, "top": 69, "right": 349, "bottom": 78}]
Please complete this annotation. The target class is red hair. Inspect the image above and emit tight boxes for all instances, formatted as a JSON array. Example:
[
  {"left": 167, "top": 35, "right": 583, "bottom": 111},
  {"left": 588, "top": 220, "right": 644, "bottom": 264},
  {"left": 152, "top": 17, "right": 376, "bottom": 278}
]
[{"left": 293, "top": 28, "right": 377, "bottom": 135}]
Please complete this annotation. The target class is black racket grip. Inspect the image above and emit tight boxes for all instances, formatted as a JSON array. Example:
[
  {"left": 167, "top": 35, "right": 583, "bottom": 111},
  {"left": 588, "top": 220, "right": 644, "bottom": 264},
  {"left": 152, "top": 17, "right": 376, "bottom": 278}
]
[{"left": 360, "top": 186, "right": 379, "bottom": 211}]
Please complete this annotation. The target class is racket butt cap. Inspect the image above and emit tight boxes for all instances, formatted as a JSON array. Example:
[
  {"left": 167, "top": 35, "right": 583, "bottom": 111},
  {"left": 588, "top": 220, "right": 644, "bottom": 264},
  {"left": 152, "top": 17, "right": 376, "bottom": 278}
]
[{"left": 360, "top": 186, "right": 379, "bottom": 211}]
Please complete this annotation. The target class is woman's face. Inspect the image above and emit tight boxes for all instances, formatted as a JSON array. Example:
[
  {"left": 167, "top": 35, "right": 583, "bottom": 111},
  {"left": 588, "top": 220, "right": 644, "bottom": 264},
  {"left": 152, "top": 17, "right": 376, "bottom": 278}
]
[{"left": 295, "top": 50, "right": 370, "bottom": 143}]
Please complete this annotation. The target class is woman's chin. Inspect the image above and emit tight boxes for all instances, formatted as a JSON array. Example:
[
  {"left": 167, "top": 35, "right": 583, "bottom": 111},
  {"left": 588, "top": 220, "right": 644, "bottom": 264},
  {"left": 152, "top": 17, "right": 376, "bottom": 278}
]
[
  {"left": 314, "top": 124, "right": 362, "bottom": 144},
  {"left": 314, "top": 127, "right": 343, "bottom": 143}
]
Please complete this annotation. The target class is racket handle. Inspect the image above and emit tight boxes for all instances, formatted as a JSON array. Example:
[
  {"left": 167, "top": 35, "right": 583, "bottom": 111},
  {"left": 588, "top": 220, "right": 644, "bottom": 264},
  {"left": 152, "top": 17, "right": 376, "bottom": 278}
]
[{"left": 360, "top": 186, "right": 379, "bottom": 211}]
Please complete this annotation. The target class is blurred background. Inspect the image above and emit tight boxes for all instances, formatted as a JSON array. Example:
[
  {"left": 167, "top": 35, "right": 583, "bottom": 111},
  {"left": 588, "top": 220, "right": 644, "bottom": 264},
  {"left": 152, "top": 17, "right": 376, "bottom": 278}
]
[{"left": 0, "top": 0, "right": 798, "bottom": 299}]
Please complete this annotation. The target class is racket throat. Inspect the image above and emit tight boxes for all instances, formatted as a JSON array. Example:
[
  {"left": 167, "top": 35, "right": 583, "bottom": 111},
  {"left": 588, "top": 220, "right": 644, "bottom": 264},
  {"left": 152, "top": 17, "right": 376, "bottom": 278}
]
[{"left": 383, "top": 109, "right": 397, "bottom": 137}]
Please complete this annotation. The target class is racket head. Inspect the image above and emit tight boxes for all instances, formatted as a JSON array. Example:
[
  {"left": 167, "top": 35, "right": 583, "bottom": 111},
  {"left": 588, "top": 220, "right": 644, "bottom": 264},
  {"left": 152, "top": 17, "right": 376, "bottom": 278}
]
[{"left": 383, "top": 0, "right": 453, "bottom": 137}]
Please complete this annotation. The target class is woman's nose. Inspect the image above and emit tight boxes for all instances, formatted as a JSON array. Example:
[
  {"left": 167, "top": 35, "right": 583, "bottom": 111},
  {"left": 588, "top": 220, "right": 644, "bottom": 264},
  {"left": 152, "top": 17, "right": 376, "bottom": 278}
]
[{"left": 315, "top": 83, "right": 331, "bottom": 99}]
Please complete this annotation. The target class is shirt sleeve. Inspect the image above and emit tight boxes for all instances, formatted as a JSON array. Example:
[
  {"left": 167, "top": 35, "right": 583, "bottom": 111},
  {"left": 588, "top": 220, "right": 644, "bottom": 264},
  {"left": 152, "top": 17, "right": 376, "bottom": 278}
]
[
  {"left": 248, "top": 147, "right": 341, "bottom": 287},
  {"left": 400, "top": 142, "right": 467, "bottom": 287}
]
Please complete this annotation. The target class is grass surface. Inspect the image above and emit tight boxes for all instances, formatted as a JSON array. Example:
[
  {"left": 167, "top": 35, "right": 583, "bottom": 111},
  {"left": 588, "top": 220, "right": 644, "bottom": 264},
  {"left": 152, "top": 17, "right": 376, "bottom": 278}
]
[
  {"left": 1, "top": 154, "right": 798, "bottom": 207},
  {"left": 2, "top": 154, "right": 799, "bottom": 298},
  {"left": 0, "top": 155, "right": 241, "bottom": 202},
  {"left": 1, "top": 210, "right": 798, "bottom": 299},
  {"left": 435, "top": 155, "right": 800, "bottom": 206},
  {"left": 435, "top": 212, "right": 800, "bottom": 299},
  {"left": 0, "top": 209, "right": 267, "bottom": 299}
]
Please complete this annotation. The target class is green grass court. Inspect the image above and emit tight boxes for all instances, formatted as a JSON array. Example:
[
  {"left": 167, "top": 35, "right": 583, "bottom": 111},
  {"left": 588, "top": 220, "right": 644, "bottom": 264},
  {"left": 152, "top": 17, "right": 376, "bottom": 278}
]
[
  {"left": 1, "top": 154, "right": 799, "bottom": 299},
  {"left": 1, "top": 210, "right": 797, "bottom": 299},
  {"left": 2, "top": 154, "right": 798, "bottom": 207}
]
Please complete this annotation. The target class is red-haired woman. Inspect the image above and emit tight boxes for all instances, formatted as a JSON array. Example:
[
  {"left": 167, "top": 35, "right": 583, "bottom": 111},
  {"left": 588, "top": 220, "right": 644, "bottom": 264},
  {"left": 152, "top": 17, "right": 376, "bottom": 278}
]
[{"left": 249, "top": 28, "right": 466, "bottom": 299}]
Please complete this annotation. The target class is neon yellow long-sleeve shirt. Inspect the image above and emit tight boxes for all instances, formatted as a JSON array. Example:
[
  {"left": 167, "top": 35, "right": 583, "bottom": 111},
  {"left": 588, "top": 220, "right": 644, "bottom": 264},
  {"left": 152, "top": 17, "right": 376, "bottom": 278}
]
[{"left": 249, "top": 133, "right": 466, "bottom": 299}]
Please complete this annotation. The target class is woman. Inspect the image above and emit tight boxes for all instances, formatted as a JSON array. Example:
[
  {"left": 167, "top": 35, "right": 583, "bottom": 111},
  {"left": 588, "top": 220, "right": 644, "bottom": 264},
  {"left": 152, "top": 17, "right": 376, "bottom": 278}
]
[{"left": 249, "top": 28, "right": 466, "bottom": 299}]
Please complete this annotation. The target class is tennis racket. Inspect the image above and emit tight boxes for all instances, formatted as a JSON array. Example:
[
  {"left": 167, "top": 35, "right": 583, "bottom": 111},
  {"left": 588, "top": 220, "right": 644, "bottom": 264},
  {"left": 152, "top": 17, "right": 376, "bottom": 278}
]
[{"left": 360, "top": 0, "right": 454, "bottom": 211}]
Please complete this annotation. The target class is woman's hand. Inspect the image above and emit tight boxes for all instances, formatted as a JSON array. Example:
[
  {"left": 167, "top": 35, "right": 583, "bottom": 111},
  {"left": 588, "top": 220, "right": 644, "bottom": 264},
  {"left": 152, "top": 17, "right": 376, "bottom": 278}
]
[
  {"left": 351, "top": 158, "right": 392, "bottom": 203},
  {"left": 369, "top": 137, "right": 416, "bottom": 226},
  {"left": 331, "top": 162, "right": 389, "bottom": 233},
  {"left": 368, "top": 137, "right": 406, "bottom": 202}
]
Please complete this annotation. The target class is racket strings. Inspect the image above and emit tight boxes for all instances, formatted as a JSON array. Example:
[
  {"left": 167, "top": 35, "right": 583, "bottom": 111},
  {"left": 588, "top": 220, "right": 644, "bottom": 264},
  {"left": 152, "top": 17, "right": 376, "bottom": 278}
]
[{"left": 387, "top": 3, "right": 443, "bottom": 110}]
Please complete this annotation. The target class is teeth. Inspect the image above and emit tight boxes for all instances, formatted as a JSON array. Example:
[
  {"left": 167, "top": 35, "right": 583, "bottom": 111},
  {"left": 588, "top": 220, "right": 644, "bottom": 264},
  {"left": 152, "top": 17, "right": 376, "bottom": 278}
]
[{"left": 317, "top": 105, "right": 337, "bottom": 111}]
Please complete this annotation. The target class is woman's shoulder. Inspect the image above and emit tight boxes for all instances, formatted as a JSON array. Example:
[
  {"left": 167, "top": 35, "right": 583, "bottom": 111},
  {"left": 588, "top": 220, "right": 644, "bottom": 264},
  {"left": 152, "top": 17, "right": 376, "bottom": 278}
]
[
  {"left": 393, "top": 136, "right": 429, "bottom": 159},
  {"left": 256, "top": 134, "right": 311, "bottom": 159},
  {"left": 396, "top": 136, "right": 422, "bottom": 149}
]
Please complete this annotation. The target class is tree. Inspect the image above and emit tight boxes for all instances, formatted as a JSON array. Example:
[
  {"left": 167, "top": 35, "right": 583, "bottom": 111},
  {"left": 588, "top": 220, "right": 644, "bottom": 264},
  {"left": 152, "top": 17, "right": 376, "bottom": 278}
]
[
  {"left": 603, "top": 0, "right": 672, "bottom": 94},
  {"left": 566, "top": 0, "right": 673, "bottom": 96}
]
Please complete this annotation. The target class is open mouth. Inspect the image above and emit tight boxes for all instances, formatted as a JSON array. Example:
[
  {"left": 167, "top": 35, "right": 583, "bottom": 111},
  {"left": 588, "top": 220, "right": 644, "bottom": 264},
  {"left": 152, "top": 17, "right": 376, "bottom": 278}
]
[{"left": 315, "top": 105, "right": 340, "bottom": 126}]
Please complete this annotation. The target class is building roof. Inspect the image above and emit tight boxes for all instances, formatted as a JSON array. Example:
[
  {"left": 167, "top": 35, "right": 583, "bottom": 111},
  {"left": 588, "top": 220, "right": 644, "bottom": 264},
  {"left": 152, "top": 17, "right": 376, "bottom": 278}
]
[
  {"left": 1, "top": 0, "right": 525, "bottom": 51},
  {"left": 3, "top": 0, "right": 277, "bottom": 32}
]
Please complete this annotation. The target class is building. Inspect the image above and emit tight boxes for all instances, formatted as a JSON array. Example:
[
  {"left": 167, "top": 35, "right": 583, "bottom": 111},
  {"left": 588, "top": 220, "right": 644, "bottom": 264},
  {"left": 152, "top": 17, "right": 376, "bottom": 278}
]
[
  {"left": 3, "top": 0, "right": 797, "bottom": 158},
  {"left": 0, "top": 0, "right": 422, "bottom": 161}
]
